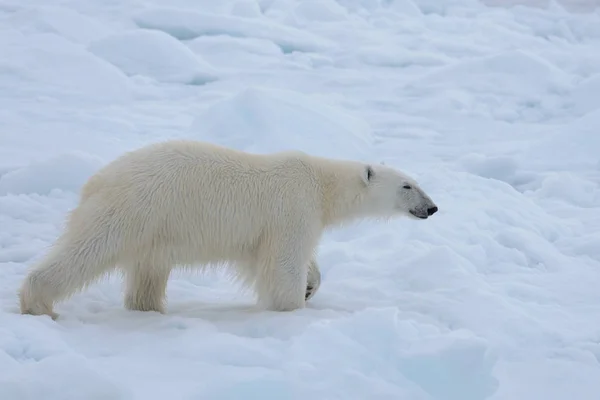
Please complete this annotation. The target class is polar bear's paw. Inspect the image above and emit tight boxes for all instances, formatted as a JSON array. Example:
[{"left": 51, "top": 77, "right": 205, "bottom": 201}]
[
  {"left": 305, "top": 258, "right": 321, "bottom": 302},
  {"left": 305, "top": 284, "right": 317, "bottom": 301}
]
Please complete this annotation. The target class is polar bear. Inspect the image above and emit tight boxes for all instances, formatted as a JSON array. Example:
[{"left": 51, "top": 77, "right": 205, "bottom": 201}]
[{"left": 19, "top": 140, "right": 438, "bottom": 319}]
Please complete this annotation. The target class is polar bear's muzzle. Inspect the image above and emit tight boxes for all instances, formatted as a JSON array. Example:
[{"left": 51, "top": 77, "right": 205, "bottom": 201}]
[{"left": 409, "top": 205, "right": 438, "bottom": 219}]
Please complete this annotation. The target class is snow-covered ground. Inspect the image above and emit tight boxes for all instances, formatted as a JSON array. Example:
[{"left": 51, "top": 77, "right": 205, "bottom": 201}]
[{"left": 1, "top": 0, "right": 600, "bottom": 398}]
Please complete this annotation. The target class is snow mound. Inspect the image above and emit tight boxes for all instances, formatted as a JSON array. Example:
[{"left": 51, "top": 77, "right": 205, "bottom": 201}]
[
  {"left": 0, "top": 31, "right": 131, "bottom": 103},
  {"left": 402, "top": 49, "right": 574, "bottom": 122},
  {"left": 186, "top": 35, "right": 283, "bottom": 70},
  {"left": 6, "top": 6, "right": 110, "bottom": 45},
  {"left": 0, "top": 152, "right": 103, "bottom": 196},
  {"left": 292, "top": 0, "right": 349, "bottom": 22},
  {"left": 571, "top": 74, "right": 600, "bottom": 115},
  {"left": 186, "top": 35, "right": 284, "bottom": 71},
  {"left": 409, "top": 50, "right": 570, "bottom": 94},
  {"left": 396, "top": 336, "right": 498, "bottom": 400},
  {"left": 523, "top": 108, "right": 600, "bottom": 171},
  {"left": 387, "top": 0, "right": 423, "bottom": 15},
  {"left": 358, "top": 46, "right": 449, "bottom": 68},
  {"left": 0, "top": 353, "right": 129, "bottom": 400},
  {"left": 336, "top": 0, "right": 423, "bottom": 14},
  {"left": 287, "top": 308, "right": 498, "bottom": 399},
  {"left": 536, "top": 172, "right": 600, "bottom": 208},
  {"left": 133, "top": 7, "right": 334, "bottom": 53},
  {"left": 189, "top": 87, "right": 374, "bottom": 159},
  {"left": 457, "top": 153, "right": 538, "bottom": 189},
  {"left": 187, "top": 35, "right": 282, "bottom": 58},
  {"left": 88, "top": 29, "right": 218, "bottom": 85},
  {"left": 229, "top": 0, "right": 263, "bottom": 18}
]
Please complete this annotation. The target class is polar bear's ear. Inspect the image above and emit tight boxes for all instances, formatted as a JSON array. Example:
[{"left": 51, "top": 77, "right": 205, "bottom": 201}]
[{"left": 362, "top": 165, "right": 374, "bottom": 185}]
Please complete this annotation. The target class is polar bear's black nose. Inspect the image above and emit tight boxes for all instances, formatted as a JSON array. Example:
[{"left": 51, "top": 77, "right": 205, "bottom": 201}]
[{"left": 427, "top": 206, "right": 438, "bottom": 216}]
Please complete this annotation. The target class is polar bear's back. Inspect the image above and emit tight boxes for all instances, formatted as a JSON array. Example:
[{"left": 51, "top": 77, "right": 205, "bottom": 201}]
[{"left": 78, "top": 140, "right": 322, "bottom": 264}]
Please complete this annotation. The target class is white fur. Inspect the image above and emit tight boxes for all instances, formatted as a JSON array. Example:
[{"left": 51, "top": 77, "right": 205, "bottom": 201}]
[{"left": 19, "top": 140, "right": 437, "bottom": 319}]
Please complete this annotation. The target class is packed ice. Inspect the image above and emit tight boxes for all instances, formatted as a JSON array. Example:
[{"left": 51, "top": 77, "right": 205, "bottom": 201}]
[{"left": 1, "top": 0, "right": 599, "bottom": 399}]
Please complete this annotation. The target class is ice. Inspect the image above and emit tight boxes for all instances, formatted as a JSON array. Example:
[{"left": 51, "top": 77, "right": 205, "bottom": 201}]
[
  {"left": 419, "top": 49, "right": 570, "bottom": 92},
  {"left": 6, "top": 6, "right": 110, "bottom": 45},
  {"left": 188, "top": 86, "right": 374, "bottom": 159},
  {"left": 387, "top": 0, "right": 423, "bottom": 15},
  {"left": 458, "top": 153, "right": 525, "bottom": 187},
  {"left": 88, "top": 29, "right": 219, "bottom": 85},
  {"left": 0, "top": 30, "right": 131, "bottom": 104},
  {"left": 132, "top": 7, "right": 335, "bottom": 53},
  {"left": 335, "top": 0, "right": 424, "bottom": 15},
  {"left": 403, "top": 49, "right": 572, "bottom": 122},
  {"left": 186, "top": 36, "right": 283, "bottom": 71},
  {"left": 358, "top": 46, "right": 450, "bottom": 68},
  {"left": 229, "top": 0, "right": 263, "bottom": 18},
  {"left": 188, "top": 35, "right": 282, "bottom": 58},
  {"left": 0, "top": 152, "right": 103, "bottom": 196},
  {"left": 0, "top": 354, "right": 129, "bottom": 400},
  {"left": 536, "top": 172, "right": 600, "bottom": 208},
  {"left": 571, "top": 73, "right": 600, "bottom": 114},
  {"left": 522, "top": 108, "right": 600, "bottom": 171},
  {"left": 2, "top": 0, "right": 600, "bottom": 399},
  {"left": 291, "top": 0, "right": 349, "bottom": 22}
]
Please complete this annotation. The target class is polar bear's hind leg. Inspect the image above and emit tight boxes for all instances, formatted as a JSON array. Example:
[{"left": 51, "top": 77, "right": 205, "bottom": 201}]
[{"left": 19, "top": 223, "right": 120, "bottom": 319}]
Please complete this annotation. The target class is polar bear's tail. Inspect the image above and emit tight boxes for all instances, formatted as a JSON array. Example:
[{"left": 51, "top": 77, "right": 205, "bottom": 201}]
[{"left": 19, "top": 207, "right": 121, "bottom": 319}]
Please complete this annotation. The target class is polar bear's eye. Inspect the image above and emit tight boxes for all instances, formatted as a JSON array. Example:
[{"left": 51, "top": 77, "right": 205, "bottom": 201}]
[{"left": 403, "top": 185, "right": 412, "bottom": 190}]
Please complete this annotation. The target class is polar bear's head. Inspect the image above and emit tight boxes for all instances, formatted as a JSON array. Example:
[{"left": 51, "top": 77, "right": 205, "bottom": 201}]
[{"left": 357, "top": 163, "right": 438, "bottom": 220}]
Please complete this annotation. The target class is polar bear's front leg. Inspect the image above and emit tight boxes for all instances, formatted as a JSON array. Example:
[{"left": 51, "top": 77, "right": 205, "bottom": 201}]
[
  {"left": 254, "top": 234, "right": 314, "bottom": 312},
  {"left": 258, "top": 256, "right": 308, "bottom": 312},
  {"left": 305, "top": 257, "right": 321, "bottom": 302},
  {"left": 123, "top": 261, "right": 170, "bottom": 313}
]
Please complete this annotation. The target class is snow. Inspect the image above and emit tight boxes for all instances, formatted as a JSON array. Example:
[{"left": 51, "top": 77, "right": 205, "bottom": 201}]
[
  {"left": 132, "top": 7, "right": 336, "bottom": 53},
  {"left": 1, "top": 0, "right": 600, "bottom": 399},
  {"left": 572, "top": 74, "right": 600, "bottom": 113},
  {"left": 291, "top": 0, "right": 350, "bottom": 22},
  {"left": 229, "top": 1, "right": 263, "bottom": 18},
  {"left": 6, "top": 6, "right": 110, "bottom": 45},
  {"left": 0, "top": 152, "right": 103, "bottom": 196},
  {"left": 88, "top": 29, "right": 219, "bottom": 85},
  {"left": 0, "top": 30, "right": 131, "bottom": 104},
  {"left": 189, "top": 86, "right": 374, "bottom": 158}
]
